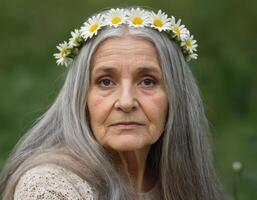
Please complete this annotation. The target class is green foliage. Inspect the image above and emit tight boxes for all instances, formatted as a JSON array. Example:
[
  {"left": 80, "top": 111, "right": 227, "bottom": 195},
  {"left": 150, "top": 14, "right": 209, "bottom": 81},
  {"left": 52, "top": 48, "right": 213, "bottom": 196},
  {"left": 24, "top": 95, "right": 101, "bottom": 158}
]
[{"left": 0, "top": 0, "right": 256, "bottom": 199}]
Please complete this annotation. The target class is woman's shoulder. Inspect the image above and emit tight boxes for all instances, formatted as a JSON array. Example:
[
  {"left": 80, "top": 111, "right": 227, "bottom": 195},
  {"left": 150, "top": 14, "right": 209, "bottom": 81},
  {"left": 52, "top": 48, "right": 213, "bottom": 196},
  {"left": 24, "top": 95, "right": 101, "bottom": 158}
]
[{"left": 14, "top": 163, "right": 94, "bottom": 200}]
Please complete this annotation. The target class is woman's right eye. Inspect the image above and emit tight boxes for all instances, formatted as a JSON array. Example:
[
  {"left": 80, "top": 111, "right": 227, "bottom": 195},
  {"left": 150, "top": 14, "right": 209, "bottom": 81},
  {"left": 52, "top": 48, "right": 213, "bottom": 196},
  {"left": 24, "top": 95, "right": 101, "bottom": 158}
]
[{"left": 97, "top": 78, "right": 113, "bottom": 87}]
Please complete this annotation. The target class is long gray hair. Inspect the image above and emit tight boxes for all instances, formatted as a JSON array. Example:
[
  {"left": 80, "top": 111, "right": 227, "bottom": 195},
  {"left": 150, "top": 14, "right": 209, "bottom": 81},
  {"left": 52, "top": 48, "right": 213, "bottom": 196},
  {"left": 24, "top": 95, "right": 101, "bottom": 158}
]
[{"left": 0, "top": 7, "right": 225, "bottom": 200}]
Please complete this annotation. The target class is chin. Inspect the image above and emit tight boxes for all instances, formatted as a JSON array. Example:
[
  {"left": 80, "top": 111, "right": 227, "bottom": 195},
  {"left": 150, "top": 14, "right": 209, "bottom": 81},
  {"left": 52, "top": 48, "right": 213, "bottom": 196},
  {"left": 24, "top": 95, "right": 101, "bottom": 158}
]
[{"left": 106, "top": 135, "right": 149, "bottom": 151}]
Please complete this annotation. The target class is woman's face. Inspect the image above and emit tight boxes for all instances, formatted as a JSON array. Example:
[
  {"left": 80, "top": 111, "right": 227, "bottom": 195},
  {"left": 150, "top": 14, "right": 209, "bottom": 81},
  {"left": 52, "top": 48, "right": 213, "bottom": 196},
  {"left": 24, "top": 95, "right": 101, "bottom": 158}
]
[{"left": 87, "top": 36, "right": 168, "bottom": 151}]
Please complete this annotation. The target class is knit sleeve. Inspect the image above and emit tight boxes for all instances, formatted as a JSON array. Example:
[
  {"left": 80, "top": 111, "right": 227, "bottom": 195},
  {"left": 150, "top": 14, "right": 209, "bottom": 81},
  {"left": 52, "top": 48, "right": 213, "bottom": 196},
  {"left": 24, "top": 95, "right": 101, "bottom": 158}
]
[{"left": 14, "top": 164, "right": 94, "bottom": 200}]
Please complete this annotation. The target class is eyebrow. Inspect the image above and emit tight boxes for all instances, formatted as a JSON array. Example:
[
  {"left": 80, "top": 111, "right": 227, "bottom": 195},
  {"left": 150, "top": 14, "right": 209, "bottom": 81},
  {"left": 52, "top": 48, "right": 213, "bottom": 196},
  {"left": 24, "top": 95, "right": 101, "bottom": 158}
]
[{"left": 92, "top": 66, "right": 162, "bottom": 76}]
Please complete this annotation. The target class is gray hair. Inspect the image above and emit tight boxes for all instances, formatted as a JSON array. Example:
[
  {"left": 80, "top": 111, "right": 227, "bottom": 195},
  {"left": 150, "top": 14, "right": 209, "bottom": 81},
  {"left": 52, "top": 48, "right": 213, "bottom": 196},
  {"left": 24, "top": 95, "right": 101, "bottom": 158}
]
[{"left": 0, "top": 8, "right": 225, "bottom": 200}]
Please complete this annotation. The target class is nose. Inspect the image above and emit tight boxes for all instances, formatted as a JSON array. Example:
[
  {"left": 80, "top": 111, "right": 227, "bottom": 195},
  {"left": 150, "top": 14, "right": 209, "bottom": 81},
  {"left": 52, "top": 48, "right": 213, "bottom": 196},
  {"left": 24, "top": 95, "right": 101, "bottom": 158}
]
[{"left": 114, "top": 81, "right": 138, "bottom": 112}]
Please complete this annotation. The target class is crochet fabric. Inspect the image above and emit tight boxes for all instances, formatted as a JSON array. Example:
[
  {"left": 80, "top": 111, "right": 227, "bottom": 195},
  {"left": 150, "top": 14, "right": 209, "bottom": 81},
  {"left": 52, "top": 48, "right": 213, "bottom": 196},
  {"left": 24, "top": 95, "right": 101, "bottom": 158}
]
[{"left": 14, "top": 163, "right": 159, "bottom": 199}]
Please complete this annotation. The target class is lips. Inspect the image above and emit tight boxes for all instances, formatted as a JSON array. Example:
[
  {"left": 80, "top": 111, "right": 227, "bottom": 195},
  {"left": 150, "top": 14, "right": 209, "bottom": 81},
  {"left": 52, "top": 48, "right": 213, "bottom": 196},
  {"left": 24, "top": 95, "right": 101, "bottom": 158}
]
[
  {"left": 109, "top": 122, "right": 144, "bottom": 129},
  {"left": 110, "top": 122, "right": 144, "bottom": 126}
]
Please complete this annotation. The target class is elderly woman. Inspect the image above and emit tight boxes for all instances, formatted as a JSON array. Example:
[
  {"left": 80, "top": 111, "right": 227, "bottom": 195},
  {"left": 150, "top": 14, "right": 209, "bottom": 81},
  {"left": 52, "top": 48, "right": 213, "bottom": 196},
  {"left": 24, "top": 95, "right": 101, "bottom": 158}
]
[{"left": 0, "top": 7, "right": 225, "bottom": 200}]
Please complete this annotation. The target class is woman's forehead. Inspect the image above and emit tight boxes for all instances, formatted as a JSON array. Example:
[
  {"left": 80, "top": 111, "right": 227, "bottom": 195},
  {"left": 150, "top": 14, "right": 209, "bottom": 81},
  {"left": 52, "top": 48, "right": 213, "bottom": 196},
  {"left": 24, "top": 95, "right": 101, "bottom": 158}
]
[
  {"left": 90, "top": 37, "right": 161, "bottom": 72},
  {"left": 92, "top": 36, "right": 159, "bottom": 59}
]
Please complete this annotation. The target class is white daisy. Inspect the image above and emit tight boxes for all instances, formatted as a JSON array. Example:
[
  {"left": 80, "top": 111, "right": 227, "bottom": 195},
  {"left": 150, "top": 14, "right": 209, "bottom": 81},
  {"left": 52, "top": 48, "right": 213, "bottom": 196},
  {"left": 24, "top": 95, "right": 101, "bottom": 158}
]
[
  {"left": 104, "top": 8, "right": 127, "bottom": 27},
  {"left": 181, "top": 34, "right": 198, "bottom": 53},
  {"left": 53, "top": 41, "right": 73, "bottom": 67},
  {"left": 80, "top": 14, "right": 104, "bottom": 39},
  {"left": 186, "top": 53, "right": 198, "bottom": 61},
  {"left": 149, "top": 10, "right": 172, "bottom": 32},
  {"left": 68, "top": 29, "right": 84, "bottom": 48},
  {"left": 170, "top": 17, "right": 189, "bottom": 41},
  {"left": 126, "top": 8, "right": 151, "bottom": 27}
]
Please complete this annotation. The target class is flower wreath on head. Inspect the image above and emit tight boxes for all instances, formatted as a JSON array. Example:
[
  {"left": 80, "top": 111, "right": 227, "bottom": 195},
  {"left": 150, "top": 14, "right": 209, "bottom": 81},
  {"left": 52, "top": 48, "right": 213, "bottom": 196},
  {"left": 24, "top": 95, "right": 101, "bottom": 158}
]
[{"left": 54, "top": 8, "right": 198, "bottom": 67}]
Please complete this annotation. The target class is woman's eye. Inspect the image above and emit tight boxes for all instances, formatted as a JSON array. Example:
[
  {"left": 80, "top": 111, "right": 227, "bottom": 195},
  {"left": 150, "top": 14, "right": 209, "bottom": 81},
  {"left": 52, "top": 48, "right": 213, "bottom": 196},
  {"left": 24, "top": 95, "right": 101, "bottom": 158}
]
[
  {"left": 141, "top": 78, "right": 156, "bottom": 87},
  {"left": 97, "top": 78, "right": 113, "bottom": 87}
]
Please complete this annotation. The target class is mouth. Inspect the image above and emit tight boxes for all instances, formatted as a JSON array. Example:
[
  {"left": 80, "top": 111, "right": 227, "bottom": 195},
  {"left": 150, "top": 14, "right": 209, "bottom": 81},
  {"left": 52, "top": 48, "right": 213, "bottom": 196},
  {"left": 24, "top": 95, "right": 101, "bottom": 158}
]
[
  {"left": 110, "top": 122, "right": 144, "bottom": 126},
  {"left": 110, "top": 122, "right": 145, "bottom": 129}
]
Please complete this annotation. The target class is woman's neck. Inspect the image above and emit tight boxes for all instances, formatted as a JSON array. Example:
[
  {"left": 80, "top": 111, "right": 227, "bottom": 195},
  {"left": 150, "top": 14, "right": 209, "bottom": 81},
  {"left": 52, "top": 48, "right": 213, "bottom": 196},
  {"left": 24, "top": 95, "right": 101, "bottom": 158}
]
[{"left": 108, "top": 146, "right": 157, "bottom": 192}]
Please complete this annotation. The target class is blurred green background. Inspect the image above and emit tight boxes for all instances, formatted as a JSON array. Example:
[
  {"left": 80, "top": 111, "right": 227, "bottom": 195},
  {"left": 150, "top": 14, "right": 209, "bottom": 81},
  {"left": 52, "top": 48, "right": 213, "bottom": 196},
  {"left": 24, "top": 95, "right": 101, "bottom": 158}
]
[{"left": 0, "top": 0, "right": 256, "bottom": 199}]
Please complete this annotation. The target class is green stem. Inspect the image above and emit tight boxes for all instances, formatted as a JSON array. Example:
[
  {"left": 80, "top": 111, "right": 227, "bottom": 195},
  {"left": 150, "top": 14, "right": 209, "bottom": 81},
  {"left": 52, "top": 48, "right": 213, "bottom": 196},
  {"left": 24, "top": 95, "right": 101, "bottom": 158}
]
[{"left": 233, "top": 172, "right": 240, "bottom": 200}]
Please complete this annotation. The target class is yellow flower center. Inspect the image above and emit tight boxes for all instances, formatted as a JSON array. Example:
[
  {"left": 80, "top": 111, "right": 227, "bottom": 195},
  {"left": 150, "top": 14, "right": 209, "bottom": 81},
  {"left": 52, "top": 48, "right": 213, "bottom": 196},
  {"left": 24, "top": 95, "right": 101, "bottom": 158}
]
[
  {"left": 153, "top": 18, "right": 163, "bottom": 27},
  {"left": 132, "top": 17, "right": 143, "bottom": 25},
  {"left": 89, "top": 23, "right": 99, "bottom": 33},
  {"left": 75, "top": 37, "right": 83, "bottom": 44},
  {"left": 173, "top": 26, "right": 181, "bottom": 36},
  {"left": 60, "top": 48, "right": 70, "bottom": 58},
  {"left": 185, "top": 40, "right": 192, "bottom": 48},
  {"left": 111, "top": 16, "right": 121, "bottom": 24}
]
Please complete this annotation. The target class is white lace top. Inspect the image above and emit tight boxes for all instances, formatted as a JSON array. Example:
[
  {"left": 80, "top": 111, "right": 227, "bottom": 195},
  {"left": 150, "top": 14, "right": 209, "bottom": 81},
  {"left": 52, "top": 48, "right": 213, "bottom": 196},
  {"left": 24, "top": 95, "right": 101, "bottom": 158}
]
[{"left": 14, "top": 164, "right": 160, "bottom": 200}]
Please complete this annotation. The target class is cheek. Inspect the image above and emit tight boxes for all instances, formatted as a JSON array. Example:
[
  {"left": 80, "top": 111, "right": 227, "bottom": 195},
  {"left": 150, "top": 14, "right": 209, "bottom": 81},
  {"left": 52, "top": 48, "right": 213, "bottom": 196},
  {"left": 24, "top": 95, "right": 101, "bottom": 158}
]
[
  {"left": 87, "top": 92, "right": 114, "bottom": 136},
  {"left": 143, "top": 91, "right": 168, "bottom": 130}
]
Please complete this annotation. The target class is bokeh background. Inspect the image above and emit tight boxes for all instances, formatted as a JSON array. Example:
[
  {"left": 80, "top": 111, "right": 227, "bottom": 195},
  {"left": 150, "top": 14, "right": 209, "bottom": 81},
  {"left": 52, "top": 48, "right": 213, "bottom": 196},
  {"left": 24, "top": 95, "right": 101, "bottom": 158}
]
[{"left": 0, "top": 0, "right": 256, "bottom": 199}]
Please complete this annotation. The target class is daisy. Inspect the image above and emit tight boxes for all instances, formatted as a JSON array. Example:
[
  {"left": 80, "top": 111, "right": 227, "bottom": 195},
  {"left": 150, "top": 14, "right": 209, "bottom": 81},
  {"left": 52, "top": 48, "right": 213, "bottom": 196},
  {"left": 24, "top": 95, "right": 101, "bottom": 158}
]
[
  {"left": 186, "top": 53, "right": 198, "bottom": 61},
  {"left": 80, "top": 14, "right": 104, "bottom": 39},
  {"left": 104, "top": 8, "right": 127, "bottom": 27},
  {"left": 126, "top": 8, "right": 151, "bottom": 27},
  {"left": 181, "top": 34, "right": 198, "bottom": 53},
  {"left": 53, "top": 41, "right": 73, "bottom": 67},
  {"left": 170, "top": 16, "right": 189, "bottom": 41},
  {"left": 69, "top": 29, "right": 84, "bottom": 48},
  {"left": 149, "top": 10, "right": 172, "bottom": 32}
]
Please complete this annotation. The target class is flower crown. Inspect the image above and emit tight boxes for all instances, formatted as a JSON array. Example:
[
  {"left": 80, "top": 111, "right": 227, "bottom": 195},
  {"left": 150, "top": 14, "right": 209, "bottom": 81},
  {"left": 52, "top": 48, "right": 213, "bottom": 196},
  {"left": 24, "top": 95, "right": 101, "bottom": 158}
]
[{"left": 54, "top": 8, "right": 198, "bottom": 67}]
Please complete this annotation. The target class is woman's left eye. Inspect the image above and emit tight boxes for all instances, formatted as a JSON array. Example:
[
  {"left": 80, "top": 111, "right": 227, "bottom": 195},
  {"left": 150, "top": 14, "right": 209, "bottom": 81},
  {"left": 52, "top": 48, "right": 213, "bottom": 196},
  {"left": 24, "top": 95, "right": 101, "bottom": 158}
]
[{"left": 140, "top": 78, "right": 156, "bottom": 87}]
